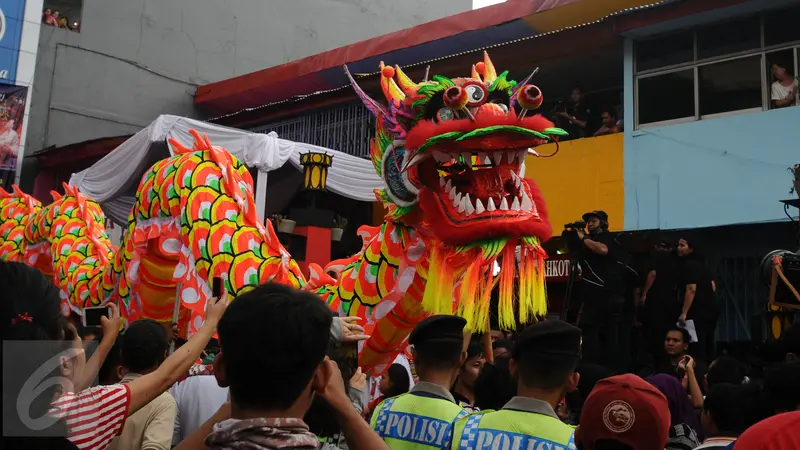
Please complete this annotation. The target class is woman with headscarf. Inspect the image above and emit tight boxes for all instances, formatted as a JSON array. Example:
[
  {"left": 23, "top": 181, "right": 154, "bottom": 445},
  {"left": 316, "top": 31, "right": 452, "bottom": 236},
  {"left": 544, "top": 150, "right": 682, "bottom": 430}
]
[{"left": 647, "top": 374, "right": 702, "bottom": 450}]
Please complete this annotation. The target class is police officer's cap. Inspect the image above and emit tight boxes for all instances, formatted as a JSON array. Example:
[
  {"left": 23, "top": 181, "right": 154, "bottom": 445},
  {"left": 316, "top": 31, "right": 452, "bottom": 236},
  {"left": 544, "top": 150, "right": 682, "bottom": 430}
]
[
  {"left": 582, "top": 210, "right": 608, "bottom": 222},
  {"left": 512, "top": 319, "right": 581, "bottom": 360},
  {"left": 409, "top": 315, "right": 467, "bottom": 346}
]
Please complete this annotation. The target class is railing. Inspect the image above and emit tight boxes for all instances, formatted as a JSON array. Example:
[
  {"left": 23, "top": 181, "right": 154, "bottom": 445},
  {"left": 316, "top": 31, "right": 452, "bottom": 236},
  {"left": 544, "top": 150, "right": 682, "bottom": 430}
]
[{"left": 251, "top": 103, "right": 375, "bottom": 159}]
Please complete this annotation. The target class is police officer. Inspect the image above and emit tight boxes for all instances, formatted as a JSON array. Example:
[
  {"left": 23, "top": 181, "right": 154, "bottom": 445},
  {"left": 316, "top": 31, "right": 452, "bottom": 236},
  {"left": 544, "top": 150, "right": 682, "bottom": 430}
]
[
  {"left": 451, "top": 320, "right": 581, "bottom": 450},
  {"left": 371, "top": 315, "right": 468, "bottom": 449}
]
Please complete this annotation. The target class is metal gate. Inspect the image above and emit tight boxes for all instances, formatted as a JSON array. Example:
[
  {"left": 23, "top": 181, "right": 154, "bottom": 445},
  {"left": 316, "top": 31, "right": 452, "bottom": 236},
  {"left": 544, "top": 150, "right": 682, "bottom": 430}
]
[
  {"left": 714, "top": 256, "right": 767, "bottom": 342},
  {"left": 251, "top": 103, "right": 375, "bottom": 159}
]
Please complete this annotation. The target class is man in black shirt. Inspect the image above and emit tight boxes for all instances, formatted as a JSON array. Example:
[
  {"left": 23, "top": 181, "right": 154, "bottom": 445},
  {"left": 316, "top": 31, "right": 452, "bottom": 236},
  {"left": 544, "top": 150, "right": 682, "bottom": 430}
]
[
  {"left": 556, "top": 86, "right": 592, "bottom": 139},
  {"left": 640, "top": 239, "right": 680, "bottom": 363},
  {"left": 576, "top": 210, "right": 626, "bottom": 372}
]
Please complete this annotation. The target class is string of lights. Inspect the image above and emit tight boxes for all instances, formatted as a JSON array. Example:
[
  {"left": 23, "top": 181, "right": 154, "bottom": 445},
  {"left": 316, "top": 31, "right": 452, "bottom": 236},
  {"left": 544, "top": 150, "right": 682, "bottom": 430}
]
[{"left": 208, "top": 0, "right": 680, "bottom": 123}]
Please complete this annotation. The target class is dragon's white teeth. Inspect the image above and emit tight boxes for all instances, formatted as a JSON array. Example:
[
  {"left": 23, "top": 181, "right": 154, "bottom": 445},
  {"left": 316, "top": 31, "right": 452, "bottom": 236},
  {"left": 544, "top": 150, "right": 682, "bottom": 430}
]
[
  {"left": 482, "top": 154, "right": 492, "bottom": 166},
  {"left": 487, "top": 197, "right": 496, "bottom": 212},
  {"left": 521, "top": 191, "right": 533, "bottom": 211},
  {"left": 515, "top": 175, "right": 522, "bottom": 188},
  {"left": 457, "top": 196, "right": 466, "bottom": 213},
  {"left": 454, "top": 192, "right": 462, "bottom": 206},
  {"left": 511, "top": 197, "right": 521, "bottom": 211},
  {"left": 449, "top": 186, "right": 457, "bottom": 201},
  {"left": 499, "top": 197, "right": 509, "bottom": 211},
  {"left": 517, "top": 150, "right": 526, "bottom": 162},
  {"left": 462, "top": 152, "right": 473, "bottom": 168},
  {"left": 493, "top": 152, "right": 503, "bottom": 166},
  {"left": 507, "top": 152, "right": 516, "bottom": 164},
  {"left": 405, "top": 153, "right": 428, "bottom": 169},
  {"left": 475, "top": 198, "right": 485, "bottom": 214},
  {"left": 439, "top": 178, "right": 445, "bottom": 188},
  {"left": 464, "top": 194, "right": 475, "bottom": 215},
  {"left": 433, "top": 151, "right": 451, "bottom": 163},
  {"left": 445, "top": 179, "right": 452, "bottom": 192}
]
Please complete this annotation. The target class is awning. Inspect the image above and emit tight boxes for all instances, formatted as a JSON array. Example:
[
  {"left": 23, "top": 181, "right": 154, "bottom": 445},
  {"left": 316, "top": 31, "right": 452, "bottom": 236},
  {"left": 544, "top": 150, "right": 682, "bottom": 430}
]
[
  {"left": 69, "top": 115, "right": 383, "bottom": 225},
  {"left": 196, "top": 0, "right": 678, "bottom": 118}
]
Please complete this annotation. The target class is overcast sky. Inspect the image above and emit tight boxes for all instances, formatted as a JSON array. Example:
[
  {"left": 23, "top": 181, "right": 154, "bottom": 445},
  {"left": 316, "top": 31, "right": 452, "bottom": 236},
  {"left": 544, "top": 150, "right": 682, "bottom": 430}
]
[{"left": 473, "top": 0, "right": 507, "bottom": 9}]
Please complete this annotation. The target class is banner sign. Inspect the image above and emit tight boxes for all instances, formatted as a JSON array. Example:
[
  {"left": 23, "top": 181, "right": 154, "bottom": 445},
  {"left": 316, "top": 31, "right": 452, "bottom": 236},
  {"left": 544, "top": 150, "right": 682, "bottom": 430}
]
[
  {"left": 545, "top": 256, "right": 579, "bottom": 283},
  {"left": 0, "top": 84, "right": 27, "bottom": 189},
  {"left": 0, "top": 0, "right": 26, "bottom": 84}
]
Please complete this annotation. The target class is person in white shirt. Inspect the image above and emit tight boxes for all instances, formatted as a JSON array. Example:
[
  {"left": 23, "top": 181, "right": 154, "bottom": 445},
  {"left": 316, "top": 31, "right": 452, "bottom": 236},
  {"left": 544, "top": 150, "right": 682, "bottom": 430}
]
[
  {"left": 170, "top": 374, "right": 229, "bottom": 446},
  {"left": 771, "top": 62, "right": 798, "bottom": 109}
]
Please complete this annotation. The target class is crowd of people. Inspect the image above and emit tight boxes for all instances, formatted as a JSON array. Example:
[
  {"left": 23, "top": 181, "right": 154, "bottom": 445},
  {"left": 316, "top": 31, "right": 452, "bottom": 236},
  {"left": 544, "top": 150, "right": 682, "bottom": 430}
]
[
  {"left": 2, "top": 247, "right": 799, "bottom": 449},
  {"left": 42, "top": 8, "right": 80, "bottom": 32}
]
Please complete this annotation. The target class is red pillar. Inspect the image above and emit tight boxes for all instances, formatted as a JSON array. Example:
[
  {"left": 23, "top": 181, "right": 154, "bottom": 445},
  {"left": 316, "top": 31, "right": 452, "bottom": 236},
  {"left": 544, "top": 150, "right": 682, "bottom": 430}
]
[{"left": 292, "top": 225, "right": 331, "bottom": 275}]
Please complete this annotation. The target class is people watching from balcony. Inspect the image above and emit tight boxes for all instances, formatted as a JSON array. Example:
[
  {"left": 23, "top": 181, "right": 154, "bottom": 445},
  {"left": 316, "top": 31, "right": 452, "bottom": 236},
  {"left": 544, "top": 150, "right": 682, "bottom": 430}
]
[
  {"left": 42, "top": 8, "right": 80, "bottom": 31},
  {"left": 771, "top": 61, "right": 798, "bottom": 109},
  {"left": 555, "top": 85, "right": 592, "bottom": 139},
  {"left": 593, "top": 108, "right": 621, "bottom": 137}
]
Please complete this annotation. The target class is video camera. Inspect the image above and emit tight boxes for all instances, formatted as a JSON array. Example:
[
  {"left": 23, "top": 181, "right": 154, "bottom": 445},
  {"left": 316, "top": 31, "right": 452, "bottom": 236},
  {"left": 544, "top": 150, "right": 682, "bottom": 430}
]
[{"left": 564, "top": 220, "right": 586, "bottom": 230}]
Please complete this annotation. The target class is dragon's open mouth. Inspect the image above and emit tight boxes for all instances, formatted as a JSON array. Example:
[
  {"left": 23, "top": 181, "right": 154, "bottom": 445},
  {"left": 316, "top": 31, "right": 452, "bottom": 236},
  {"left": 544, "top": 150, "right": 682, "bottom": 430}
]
[{"left": 428, "top": 149, "right": 532, "bottom": 220}]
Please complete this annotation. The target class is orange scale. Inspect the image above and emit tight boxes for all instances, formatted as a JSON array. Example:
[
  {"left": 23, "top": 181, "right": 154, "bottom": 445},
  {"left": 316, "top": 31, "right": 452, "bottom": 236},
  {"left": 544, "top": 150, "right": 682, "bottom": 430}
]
[
  {"left": 190, "top": 162, "right": 223, "bottom": 189},
  {"left": 207, "top": 220, "right": 237, "bottom": 255},
  {"left": 186, "top": 187, "right": 220, "bottom": 227},
  {"left": 231, "top": 227, "right": 259, "bottom": 255},
  {"left": 211, "top": 196, "right": 238, "bottom": 224},
  {"left": 230, "top": 252, "right": 262, "bottom": 291}
]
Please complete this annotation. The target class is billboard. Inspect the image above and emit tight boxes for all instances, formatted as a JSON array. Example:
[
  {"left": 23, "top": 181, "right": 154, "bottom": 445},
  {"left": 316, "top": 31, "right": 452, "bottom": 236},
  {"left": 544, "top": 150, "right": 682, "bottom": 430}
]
[
  {"left": 0, "top": 84, "right": 27, "bottom": 189},
  {"left": 0, "top": 0, "right": 26, "bottom": 84}
]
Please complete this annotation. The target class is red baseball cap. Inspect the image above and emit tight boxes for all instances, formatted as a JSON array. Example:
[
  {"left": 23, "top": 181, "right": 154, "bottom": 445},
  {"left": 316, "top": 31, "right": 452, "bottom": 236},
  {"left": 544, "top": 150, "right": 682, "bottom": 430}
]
[
  {"left": 575, "top": 374, "right": 670, "bottom": 450},
  {"left": 733, "top": 411, "right": 800, "bottom": 449}
]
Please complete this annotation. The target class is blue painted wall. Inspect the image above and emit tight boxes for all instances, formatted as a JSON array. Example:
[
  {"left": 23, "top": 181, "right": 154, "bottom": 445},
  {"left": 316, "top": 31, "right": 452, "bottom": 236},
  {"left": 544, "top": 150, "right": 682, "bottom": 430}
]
[{"left": 623, "top": 39, "right": 798, "bottom": 231}]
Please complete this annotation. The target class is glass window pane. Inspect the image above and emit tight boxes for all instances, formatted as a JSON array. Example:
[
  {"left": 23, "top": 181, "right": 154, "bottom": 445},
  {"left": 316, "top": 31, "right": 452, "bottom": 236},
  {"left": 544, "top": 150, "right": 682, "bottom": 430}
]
[
  {"left": 764, "top": 6, "right": 800, "bottom": 47},
  {"left": 637, "top": 70, "right": 695, "bottom": 124},
  {"left": 635, "top": 32, "right": 694, "bottom": 72},
  {"left": 766, "top": 50, "right": 797, "bottom": 110},
  {"left": 698, "top": 56, "right": 762, "bottom": 116},
  {"left": 696, "top": 16, "right": 760, "bottom": 60}
]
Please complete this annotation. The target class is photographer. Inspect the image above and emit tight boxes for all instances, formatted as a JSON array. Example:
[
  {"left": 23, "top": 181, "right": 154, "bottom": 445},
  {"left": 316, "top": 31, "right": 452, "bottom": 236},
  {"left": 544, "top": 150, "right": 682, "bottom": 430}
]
[{"left": 570, "top": 210, "right": 626, "bottom": 372}]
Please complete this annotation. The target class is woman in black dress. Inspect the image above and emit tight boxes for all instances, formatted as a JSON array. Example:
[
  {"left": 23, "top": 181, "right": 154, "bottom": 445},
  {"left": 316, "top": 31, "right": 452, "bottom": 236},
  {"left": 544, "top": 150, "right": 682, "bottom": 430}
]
[{"left": 676, "top": 238, "right": 718, "bottom": 364}]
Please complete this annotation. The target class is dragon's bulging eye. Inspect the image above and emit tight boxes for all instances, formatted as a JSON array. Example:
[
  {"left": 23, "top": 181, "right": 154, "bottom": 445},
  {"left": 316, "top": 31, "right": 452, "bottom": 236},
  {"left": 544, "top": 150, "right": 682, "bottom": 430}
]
[
  {"left": 436, "top": 108, "right": 455, "bottom": 122},
  {"left": 464, "top": 84, "right": 487, "bottom": 106}
]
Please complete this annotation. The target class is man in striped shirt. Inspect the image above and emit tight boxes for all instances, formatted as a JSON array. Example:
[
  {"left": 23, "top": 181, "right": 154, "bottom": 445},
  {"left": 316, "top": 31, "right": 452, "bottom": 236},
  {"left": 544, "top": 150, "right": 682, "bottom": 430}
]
[{"left": 51, "top": 294, "right": 229, "bottom": 450}]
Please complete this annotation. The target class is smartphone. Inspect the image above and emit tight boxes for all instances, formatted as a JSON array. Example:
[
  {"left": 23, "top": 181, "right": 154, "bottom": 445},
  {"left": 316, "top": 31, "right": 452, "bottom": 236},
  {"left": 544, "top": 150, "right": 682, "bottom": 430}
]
[
  {"left": 212, "top": 277, "right": 223, "bottom": 298},
  {"left": 82, "top": 306, "right": 110, "bottom": 327}
]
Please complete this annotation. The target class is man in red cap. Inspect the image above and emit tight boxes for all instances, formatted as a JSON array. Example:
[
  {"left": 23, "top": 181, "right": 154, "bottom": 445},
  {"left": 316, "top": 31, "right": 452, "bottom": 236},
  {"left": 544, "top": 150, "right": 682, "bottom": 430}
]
[
  {"left": 575, "top": 374, "right": 670, "bottom": 450},
  {"left": 732, "top": 411, "right": 800, "bottom": 449}
]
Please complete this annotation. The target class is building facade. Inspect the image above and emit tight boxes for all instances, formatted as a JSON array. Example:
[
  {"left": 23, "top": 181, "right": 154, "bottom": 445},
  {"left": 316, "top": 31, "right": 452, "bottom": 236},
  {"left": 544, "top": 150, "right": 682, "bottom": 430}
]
[
  {"left": 21, "top": 0, "right": 472, "bottom": 191},
  {"left": 198, "top": 0, "right": 799, "bottom": 342}
]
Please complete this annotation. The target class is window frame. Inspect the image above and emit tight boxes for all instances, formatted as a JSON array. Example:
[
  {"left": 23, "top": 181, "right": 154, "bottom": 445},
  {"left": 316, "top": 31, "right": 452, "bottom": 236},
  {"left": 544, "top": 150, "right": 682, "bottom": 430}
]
[{"left": 634, "top": 10, "right": 800, "bottom": 129}]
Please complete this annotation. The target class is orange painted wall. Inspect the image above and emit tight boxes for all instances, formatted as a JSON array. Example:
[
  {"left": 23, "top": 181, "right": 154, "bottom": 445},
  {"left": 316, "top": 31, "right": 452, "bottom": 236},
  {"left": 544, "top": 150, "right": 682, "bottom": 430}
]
[{"left": 525, "top": 133, "right": 625, "bottom": 232}]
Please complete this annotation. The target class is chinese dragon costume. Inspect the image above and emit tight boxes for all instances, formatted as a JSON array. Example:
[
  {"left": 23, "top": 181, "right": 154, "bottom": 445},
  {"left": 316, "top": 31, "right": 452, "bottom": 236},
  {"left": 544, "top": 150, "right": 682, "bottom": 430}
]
[{"left": 0, "top": 52, "right": 564, "bottom": 374}]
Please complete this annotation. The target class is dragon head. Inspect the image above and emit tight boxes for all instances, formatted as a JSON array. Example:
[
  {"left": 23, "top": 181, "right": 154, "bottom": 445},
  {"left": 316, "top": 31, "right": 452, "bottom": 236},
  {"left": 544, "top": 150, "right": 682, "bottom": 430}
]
[{"left": 347, "top": 52, "right": 564, "bottom": 246}]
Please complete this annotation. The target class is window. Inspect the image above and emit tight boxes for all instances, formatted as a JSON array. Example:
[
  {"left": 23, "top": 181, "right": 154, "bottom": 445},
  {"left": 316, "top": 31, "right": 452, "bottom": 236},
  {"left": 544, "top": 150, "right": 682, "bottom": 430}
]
[
  {"left": 764, "top": 6, "right": 800, "bottom": 47},
  {"left": 42, "top": 0, "right": 83, "bottom": 32},
  {"left": 638, "top": 70, "right": 695, "bottom": 124},
  {"left": 635, "top": 6, "right": 800, "bottom": 128},
  {"left": 635, "top": 32, "right": 694, "bottom": 72},
  {"left": 698, "top": 56, "right": 762, "bottom": 116},
  {"left": 696, "top": 16, "right": 760, "bottom": 60},
  {"left": 766, "top": 49, "right": 798, "bottom": 110}
]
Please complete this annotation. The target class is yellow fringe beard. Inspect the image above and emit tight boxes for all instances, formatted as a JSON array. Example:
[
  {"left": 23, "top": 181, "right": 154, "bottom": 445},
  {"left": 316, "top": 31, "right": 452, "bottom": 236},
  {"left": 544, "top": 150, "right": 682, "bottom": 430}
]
[{"left": 420, "top": 236, "right": 547, "bottom": 332}]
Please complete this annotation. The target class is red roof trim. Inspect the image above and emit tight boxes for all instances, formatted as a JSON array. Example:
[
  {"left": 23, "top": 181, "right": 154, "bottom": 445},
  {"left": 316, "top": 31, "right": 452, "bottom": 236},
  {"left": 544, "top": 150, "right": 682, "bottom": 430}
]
[{"left": 195, "top": 0, "right": 578, "bottom": 111}]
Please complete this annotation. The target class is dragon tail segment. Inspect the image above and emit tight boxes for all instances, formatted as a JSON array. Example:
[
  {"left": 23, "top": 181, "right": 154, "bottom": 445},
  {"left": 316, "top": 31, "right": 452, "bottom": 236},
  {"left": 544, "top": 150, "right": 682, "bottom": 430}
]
[
  {"left": 122, "top": 130, "right": 304, "bottom": 336},
  {"left": 0, "top": 185, "right": 42, "bottom": 263}
]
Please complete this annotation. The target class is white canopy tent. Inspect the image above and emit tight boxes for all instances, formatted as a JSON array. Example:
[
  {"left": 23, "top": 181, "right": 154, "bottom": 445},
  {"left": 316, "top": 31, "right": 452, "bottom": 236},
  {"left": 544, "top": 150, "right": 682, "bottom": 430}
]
[{"left": 68, "top": 115, "right": 384, "bottom": 225}]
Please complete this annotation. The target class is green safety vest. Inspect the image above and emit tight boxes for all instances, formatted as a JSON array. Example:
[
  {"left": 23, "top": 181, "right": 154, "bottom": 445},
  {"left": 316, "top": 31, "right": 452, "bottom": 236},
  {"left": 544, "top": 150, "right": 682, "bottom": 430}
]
[
  {"left": 451, "top": 409, "right": 576, "bottom": 450},
  {"left": 371, "top": 393, "right": 468, "bottom": 449}
]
